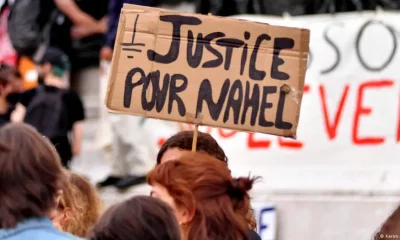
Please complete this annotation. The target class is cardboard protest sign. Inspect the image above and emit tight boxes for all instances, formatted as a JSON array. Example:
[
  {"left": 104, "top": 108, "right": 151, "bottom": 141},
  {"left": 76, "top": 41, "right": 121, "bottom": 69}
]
[{"left": 105, "top": 4, "right": 310, "bottom": 138}]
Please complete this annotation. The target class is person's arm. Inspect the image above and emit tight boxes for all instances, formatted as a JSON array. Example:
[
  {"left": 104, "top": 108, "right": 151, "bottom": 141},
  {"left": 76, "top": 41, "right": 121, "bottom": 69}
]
[
  {"left": 248, "top": 230, "right": 262, "bottom": 240},
  {"left": 10, "top": 89, "right": 33, "bottom": 123},
  {"left": 11, "top": 103, "right": 26, "bottom": 123},
  {"left": 98, "top": 16, "right": 108, "bottom": 34},
  {"left": 105, "top": 0, "right": 124, "bottom": 49},
  {"left": 53, "top": 0, "right": 97, "bottom": 26},
  {"left": 70, "top": 14, "right": 108, "bottom": 39},
  {"left": 71, "top": 121, "right": 83, "bottom": 156},
  {"left": 104, "top": 0, "right": 150, "bottom": 48},
  {"left": 100, "top": 0, "right": 123, "bottom": 61},
  {"left": 101, "top": 0, "right": 149, "bottom": 59}
]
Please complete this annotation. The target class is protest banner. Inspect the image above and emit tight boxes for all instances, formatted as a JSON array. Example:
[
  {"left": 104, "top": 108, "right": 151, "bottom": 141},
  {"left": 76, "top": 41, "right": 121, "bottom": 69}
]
[
  {"left": 102, "top": 11, "right": 400, "bottom": 193},
  {"left": 105, "top": 4, "right": 310, "bottom": 138},
  {"left": 252, "top": 203, "right": 276, "bottom": 240},
  {"left": 96, "top": 11, "right": 400, "bottom": 240}
]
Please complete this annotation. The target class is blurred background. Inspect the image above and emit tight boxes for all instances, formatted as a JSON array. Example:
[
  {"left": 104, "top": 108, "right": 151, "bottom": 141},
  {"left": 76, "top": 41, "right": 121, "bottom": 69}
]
[{"left": 1, "top": 0, "right": 400, "bottom": 239}]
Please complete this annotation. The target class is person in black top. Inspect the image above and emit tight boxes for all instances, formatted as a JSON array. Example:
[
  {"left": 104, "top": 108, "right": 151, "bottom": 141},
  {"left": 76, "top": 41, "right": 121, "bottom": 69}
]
[
  {"left": 11, "top": 48, "right": 85, "bottom": 168},
  {"left": 52, "top": 0, "right": 109, "bottom": 72},
  {"left": 50, "top": 0, "right": 109, "bottom": 119},
  {"left": 0, "top": 65, "right": 22, "bottom": 128}
]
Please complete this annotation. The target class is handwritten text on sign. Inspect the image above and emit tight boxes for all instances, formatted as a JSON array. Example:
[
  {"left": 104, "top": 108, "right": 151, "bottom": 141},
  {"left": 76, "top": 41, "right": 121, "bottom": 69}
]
[{"left": 106, "top": 5, "right": 310, "bottom": 137}]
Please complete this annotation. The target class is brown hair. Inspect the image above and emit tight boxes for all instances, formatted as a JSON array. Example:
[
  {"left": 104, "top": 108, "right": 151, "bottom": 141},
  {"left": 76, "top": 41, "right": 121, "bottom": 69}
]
[
  {"left": 88, "top": 196, "right": 181, "bottom": 240},
  {"left": 157, "top": 130, "right": 257, "bottom": 230},
  {"left": 148, "top": 152, "right": 258, "bottom": 240},
  {"left": 157, "top": 131, "right": 228, "bottom": 164},
  {"left": 59, "top": 172, "right": 103, "bottom": 237},
  {"left": 0, "top": 123, "right": 65, "bottom": 228}
]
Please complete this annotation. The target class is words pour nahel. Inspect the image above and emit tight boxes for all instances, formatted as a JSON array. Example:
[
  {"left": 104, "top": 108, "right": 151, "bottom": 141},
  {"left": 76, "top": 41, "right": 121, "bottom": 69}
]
[{"left": 105, "top": 4, "right": 310, "bottom": 138}]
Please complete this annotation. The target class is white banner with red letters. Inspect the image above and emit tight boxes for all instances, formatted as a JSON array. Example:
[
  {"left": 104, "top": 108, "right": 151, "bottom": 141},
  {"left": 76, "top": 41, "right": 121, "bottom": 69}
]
[{"left": 99, "top": 11, "right": 400, "bottom": 195}]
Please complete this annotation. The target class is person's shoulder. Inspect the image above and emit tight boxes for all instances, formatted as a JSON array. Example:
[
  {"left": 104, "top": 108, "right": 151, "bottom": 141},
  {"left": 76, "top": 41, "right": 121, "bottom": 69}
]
[
  {"left": 6, "top": 93, "right": 21, "bottom": 105},
  {"left": 51, "top": 231, "right": 81, "bottom": 240},
  {"left": 24, "top": 86, "right": 45, "bottom": 99},
  {"left": 11, "top": 228, "right": 80, "bottom": 240},
  {"left": 62, "top": 89, "right": 83, "bottom": 108},
  {"left": 18, "top": 87, "right": 38, "bottom": 106},
  {"left": 247, "top": 229, "right": 262, "bottom": 240},
  {"left": 63, "top": 89, "right": 82, "bottom": 103},
  {"left": 63, "top": 89, "right": 80, "bottom": 99},
  {"left": 24, "top": 87, "right": 38, "bottom": 95},
  {"left": 44, "top": 230, "right": 81, "bottom": 240}
]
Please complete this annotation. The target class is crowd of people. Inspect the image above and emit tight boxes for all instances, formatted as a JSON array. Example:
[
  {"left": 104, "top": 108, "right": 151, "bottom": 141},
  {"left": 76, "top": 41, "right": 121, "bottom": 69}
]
[
  {"left": 1, "top": 123, "right": 399, "bottom": 240},
  {"left": 0, "top": 0, "right": 161, "bottom": 190},
  {"left": 0, "top": 47, "right": 84, "bottom": 167},
  {"left": 0, "top": 1, "right": 266, "bottom": 238},
  {"left": 2, "top": 1, "right": 400, "bottom": 240},
  {"left": 0, "top": 123, "right": 263, "bottom": 240},
  {"left": 0, "top": 120, "right": 396, "bottom": 240}
]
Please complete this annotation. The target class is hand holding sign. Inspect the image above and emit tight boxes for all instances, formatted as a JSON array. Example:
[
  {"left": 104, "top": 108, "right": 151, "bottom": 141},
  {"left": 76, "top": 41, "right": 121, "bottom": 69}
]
[{"left": 105, "top": 4, "right": 310, "bottom": 138}]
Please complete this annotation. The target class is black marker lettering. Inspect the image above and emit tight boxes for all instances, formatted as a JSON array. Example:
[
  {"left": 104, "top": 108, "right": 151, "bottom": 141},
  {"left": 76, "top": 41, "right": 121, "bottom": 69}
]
[
  {"left": 258, "top": 86, "right": 276, "bottom": 127},
  {"left": 121, "top": 15, "right": 146, "bottom": 59},
  {"left": 241, "top": 81, "right": 260, "bottom": 126},
  {"left": 187, "top": 31, "right": 204, "bottom": 68},
  {"left": 223, "top": 80, "right": 243, "bottom": 124},
  {"left": 202, "top": 32, "right": 225, "bottom": 68},
  {"left": 144, "top": 71, "right": 170, "bottom": 112},
  {"left": 249, "top": 34, "right": 271, "bottom": 81},
  {"left": 196, "top": 79, "right": 230, "bottom": 120},
  {"left": 168, "top": 74, "right": 188, "bottom": 116},
  {"left": 275, "top": 90, "right": 293, "bottom": 130},
  {"left": 124, "top": 67, "right": 146, "bottom": 108},
  {"left": 355, "top": 20, "right": 397, "bottom": 72},
  {"left": 321, "top": 23, "right": 343, "bottom": 75},
  {"left": 148, "top": 15, "right": 201, "bottom": 64},
  {"left": 271, "top": 38, "right": 294, "bottom": 80},
  {"left": 216, "top": 38, "right": 244, "bottom": 71},
  {"left": 240, "top": 32, "right": 251, "bottom": 75},
  {"left": 141, "top": 72, "right": 151, "bottom": 110}
]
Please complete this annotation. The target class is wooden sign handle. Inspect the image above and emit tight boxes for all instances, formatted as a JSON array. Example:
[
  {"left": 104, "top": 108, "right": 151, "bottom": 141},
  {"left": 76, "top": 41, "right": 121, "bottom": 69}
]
[
  {"left": 191, "top": 12, "right": 210, "bottom": 152},
  {"left": 192, "top": 124, "right": 199, "bottom": 152}
]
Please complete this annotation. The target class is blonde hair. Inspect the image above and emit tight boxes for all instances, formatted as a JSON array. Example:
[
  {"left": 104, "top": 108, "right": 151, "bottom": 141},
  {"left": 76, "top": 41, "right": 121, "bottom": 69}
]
[{"left": 59, "top": 172, "right": 103, "bottom": 237}]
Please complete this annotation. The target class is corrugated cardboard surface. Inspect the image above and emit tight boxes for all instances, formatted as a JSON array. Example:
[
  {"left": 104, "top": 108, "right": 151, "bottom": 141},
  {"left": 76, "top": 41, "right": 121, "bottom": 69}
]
[{"left": 106, "top": 4, "right": 309, "bottom": 138}]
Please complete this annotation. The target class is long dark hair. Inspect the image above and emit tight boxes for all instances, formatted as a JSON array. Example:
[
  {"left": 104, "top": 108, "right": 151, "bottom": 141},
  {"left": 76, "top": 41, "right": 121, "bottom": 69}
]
[
  {"left": 0, "top": 123, "right": 65, "bottom": 228},
  {"left": 149, "top": 152, "right": 259, "bottom": 240},
  {"left": 88, "top": 196, "right": 181, "bottom": 240},
  {"left": 156, "top": 130, "right": 258, "bottom": 230}
]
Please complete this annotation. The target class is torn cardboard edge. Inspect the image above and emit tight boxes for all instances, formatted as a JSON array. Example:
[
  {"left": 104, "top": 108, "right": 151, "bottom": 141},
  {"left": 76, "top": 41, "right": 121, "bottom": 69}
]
[{"left": 105, "top": 4, "right": 310, "bottom": 139}]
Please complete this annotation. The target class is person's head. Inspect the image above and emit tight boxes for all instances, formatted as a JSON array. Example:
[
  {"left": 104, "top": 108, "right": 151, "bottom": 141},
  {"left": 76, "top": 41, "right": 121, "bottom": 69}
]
[
  {"left": 157, "top": 131, "right": 228, "bottom": 165},
  {"left": 0, "top": 65, "right": 23, "bottom": 97},
  {"left": 0, "top": 123, "right": 66, "bottom": 228},
  {"left": 53, "top": 172, "right": 102, "bottom": 237},
  {"left": 37, "top": 48, "right": 70, "bottom": 87},
  {"left": 148, "top": 152, "right": 257, "bottom": 240},
  {"left": 157, "top": 130, "right": 257, "bottom": 230},
  {"left": 88, "top": 196, "right": 181, "bottom": 240}
]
